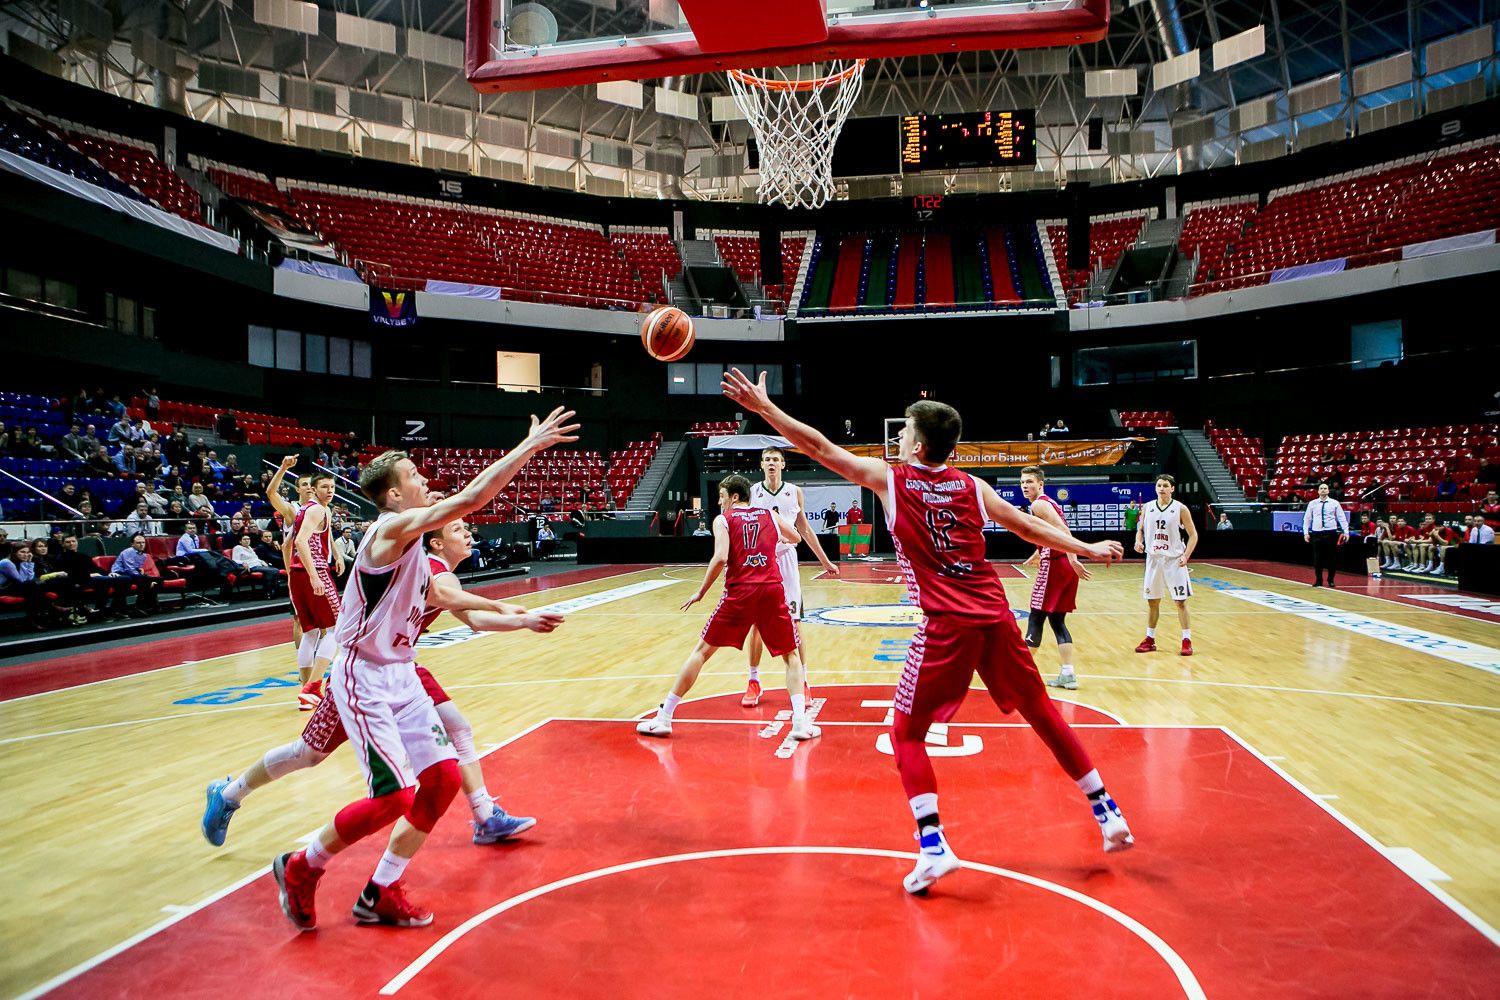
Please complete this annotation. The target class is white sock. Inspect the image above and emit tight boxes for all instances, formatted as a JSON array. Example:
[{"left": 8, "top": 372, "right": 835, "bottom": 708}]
[
  {"left": 372, "top": 850, "right": 409, "bottom": 887},
  {"left": 222, "top": 776, "right": 251, "bottom": 804},
  {"left": 790, "top": 693, "right": 806, "bottom": 718},
  {"left": 1181, "top": 629, "right": 1191, "bottom": 640},
  {"left": 661, "top": 693, "right": 682, "bottom": 719},
  {"left": 467, "top": 789, "right": 495, "bottom": 822},
  {"left": 1146, "top": 627, "right": 1156, "bottom": 639},
  {"left": 909, "top": 792, "right": 939, "bottom": 824},
  {"left": 747, "top": 665, "right": 760, "bottom": 682},
  {"left": 1058, "top": 663, "right": 1075, "bottom": 676},
  {"left": 1074, "top": 768, "right": 1104, "bottom": 795},
  {"left": 303, "top": 839, "right": 333, "bottom": 870}
]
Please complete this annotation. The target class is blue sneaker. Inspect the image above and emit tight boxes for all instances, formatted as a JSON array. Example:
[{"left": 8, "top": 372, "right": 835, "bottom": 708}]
[
  {"left": 472, "top": 807, "right": 537, "bottom": 844},
  {"left": 201, "top": 777, "right": 240, "bottom": 847}
]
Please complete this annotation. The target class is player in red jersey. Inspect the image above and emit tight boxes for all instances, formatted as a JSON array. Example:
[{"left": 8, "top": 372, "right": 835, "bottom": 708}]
[
  {"left": 723, "top": 370, "right": 1131, "bottom": 895},
  {"left": 265, "top": 457, "right": 319, "bottom": 704},
  {"left": 1019, "top": 466, "right": 1091, "bottom": 691},
  {"left": 287, "top": 472, "right": 345, "bottom": 708},
  {"left": 200, "top": 519, "right": 562, "bottom": 852},
  {"left": 637, "top": 474, "right": 820, "bottom": 741}
]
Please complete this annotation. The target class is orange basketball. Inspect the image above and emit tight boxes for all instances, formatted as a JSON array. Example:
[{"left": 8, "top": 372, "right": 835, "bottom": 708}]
[{"left": 641, "top": 306, "right": 695, "bottom": 362}]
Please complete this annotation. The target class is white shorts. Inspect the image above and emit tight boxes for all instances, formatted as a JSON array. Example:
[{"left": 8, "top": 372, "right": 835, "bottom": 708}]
[
  {"left": 330, "top": 655, "right": 458, "bottom": 798},
  {"left": 776, "top": 547, "right": 803, "bottom": 619},
  {"left": 1143, "top": 554, "right": 1192, "bottom": 602}
]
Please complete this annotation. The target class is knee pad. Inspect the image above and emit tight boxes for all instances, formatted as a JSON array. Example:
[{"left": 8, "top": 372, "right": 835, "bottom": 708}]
[
  {"left": 314, "top": 629, "right": 337, "bottom": 663},
  {"left": 436, "top": 702, "right": 478, "bottom": 766},
  {"left": 334, "top": 788, "right": 414, "bottom": 844},
  {"left": 406, "top": 759, "right": 461, "bottom": 833},
  {"left": 296, "top": 633, "right": 318, "bottom": 669},
  {"left": 1047, "top": 613, "right": 1073, "bottom": 646},
  {"left": 263, "top": 739, "right": 328, "bottom": 780}
]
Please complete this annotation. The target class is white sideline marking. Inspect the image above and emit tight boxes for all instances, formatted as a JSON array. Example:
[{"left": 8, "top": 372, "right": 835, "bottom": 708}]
[{"left": 377, "top": 846, "right": 1206, "bottom": 999}]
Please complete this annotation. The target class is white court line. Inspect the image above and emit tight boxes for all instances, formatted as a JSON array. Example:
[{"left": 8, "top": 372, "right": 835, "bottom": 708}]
[
  {"left": 1220, "top": 726, "right": 1500, "bottom": 947},
  {"left": 0, "top": 701, "right": 291, "bottom": 746},
  {"left": 12, "top": 716, "right": 556, "bottom": 1000},
  {"left": 653, "top": 682, "right": 1127, "bottom": 725},
  {"left": 376, "top": 845, "right": 1205, "bottom": 999},
  {"left": 1200, "top": 563, "right": 1500, "bottom": 625},
  {"left": 0, "top": 566, "right": 662, "bottom": 705},
  {"left": 1082, "top": 673, "right": 1500, "bottom": 714}
]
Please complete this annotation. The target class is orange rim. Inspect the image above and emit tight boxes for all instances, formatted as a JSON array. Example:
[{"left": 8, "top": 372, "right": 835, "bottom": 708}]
[{"left": 729, "top": 59, "right": 867, "bottom": 92}]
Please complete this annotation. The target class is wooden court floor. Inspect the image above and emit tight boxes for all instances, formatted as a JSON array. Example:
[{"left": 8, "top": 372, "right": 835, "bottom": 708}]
[{"left": 2, "top": 559, "right": 1498, "bottom": 996}]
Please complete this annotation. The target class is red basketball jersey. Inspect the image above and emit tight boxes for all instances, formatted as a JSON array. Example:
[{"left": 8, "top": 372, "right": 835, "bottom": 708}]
[
  {"left": 417, "top": 555, "right": 452, "bottom": 634},
  {"left": 1031, "top": 493, "right": 1068, "bottom": 558},
  {"left": 724, "top": 505, "right": 782, "bottom": 588},
  {"left": 887, "top": 462, "right": 1007, "bottom": 622},
  {"left": 289, "top": 500, "right": 331, "bottom": 570}
]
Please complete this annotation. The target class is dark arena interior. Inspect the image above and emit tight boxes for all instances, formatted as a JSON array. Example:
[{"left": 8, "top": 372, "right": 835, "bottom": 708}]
[{"left": 1, "top": 1, "right": 1498, "bottom": 996}]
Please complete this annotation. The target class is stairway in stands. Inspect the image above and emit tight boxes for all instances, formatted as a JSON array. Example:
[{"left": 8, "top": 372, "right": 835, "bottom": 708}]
[
  {"left": 626, "top": 440, "right": 685, "bottom": 512},
  {"left": 1179, "top": 429, "right": 1245, "bottom": 504}
]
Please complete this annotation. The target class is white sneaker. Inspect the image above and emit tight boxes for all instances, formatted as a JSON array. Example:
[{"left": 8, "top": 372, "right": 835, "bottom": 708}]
[
  {"left": 636, "top": 712, "right": 672, "bottom": 738},
  {"left": 790, "top": 716, "right": 822, "bottom": 740},
  {"left": 1092, "top": 796, "right": 1135, "bottom": 853},
  {"left": 1045, "top": 671, "right": 1078, "bottom": 690},
  {"left": 903, "top": 828, "right": 962, "bottom": 894}
]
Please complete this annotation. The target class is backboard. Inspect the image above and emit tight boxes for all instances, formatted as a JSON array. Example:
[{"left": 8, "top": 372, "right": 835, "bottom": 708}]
[{"left": 466, "top": 0, "right": 1110, "bottom": 94}]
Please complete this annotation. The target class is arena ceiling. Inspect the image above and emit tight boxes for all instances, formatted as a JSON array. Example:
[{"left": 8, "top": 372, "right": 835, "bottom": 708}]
[{"left": 0, "top": 0, "right": 1494, "bottom": 198}]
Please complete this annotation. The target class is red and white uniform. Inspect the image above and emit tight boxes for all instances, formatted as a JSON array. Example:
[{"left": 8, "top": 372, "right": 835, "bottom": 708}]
[
  {"left": 885, "top": 462, "right": 1051, "bottom": 723},
  {"left": 327, "top": 512, "right": 454, "bottom": 797},
  {"left": 287, "top": 500, "right": 340, "bottom": 630},
  {"left": 700, "top": 505, "right": 799, "bottom": 656},
  {"left": 301, "top": 553, "right": 453, "bottom": 755},
  {"left": 1028, "top": 493, "right": 1079, "bottom": 614}
]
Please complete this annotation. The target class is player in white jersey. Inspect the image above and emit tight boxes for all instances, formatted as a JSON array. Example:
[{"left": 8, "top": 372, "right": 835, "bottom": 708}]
[
  {"left": 270, "top": 408, "right": 578, "bottom": 932},
  {"left": 1133, "top": 474, "right": 1199, "bottom": 656},
  {"left": 742, "top": 445, "right": 839, "bottom": 707}
]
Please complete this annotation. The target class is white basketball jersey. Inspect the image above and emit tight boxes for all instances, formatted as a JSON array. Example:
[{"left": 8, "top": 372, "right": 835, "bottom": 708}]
[
  {"left": 1143, "top": 500, "right": 1187, "bottom": 557},
  {"left": 333, "top": 511, "right": 433, "bottom": 666},
  {"left": 750, "top": 480, "right": 800, "bottom": 554}
]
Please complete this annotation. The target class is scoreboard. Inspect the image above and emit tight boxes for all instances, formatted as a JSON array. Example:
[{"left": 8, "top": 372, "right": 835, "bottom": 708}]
[{"left": 899, "top": 110, "right": 1037, "bottom": 171}]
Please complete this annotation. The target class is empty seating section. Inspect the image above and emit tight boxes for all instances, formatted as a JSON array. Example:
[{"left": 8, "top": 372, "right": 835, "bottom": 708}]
[
  {"left": 688, "top": 421, "right": 739, "bottom": 438},
  {"left": 608, "top": 228, "right": 683, "bottom": 290},
  {"left": 1120, "top": 411, "right": 1176, "bottom": 431},
  {"left": 407, "top": 447, "right": 609, "bottom": 523},
  {"left": 62, "top": 129, "right": 204, "bottom": 223},
  {"left": 607, "top": 433, "right": 663, "bottom": 507},
  {"left": 1265, "top": 424, "right": 1497, "bottom": 506},
  {"left": 140, "top": 396, "right": 343, "bottom": 447},
  {"left": 1045, "top": 216, "right": 1146, "bottom": 302},
  {"left": 287, "top": 186, "right": 675, "bottom": 309},
  {"left": 800, "top": 224, "right": 1050, "bottom": 314},
  {"left": 205, "top": 164, "right": 296, "bottom": 213},
  {"left": 712, "top": 234, "right": 807, "bottom": 307},
  {"left": 1178, "top": 201, "right": 1258, "bottom": 285},
  {"left": 1205, "top": 422, "right": 1266, "bottom": 499},
  {"left": 0, "top": 104, "right": 146, "bottom": 202},
  {"left": 1196, "top": 141, "right": 1500, "bottom": 295}
]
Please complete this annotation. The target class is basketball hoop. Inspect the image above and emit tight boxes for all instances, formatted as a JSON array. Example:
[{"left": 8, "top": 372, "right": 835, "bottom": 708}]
[{"left": 728, "top": 60, "right": 866, "bottom": 210}]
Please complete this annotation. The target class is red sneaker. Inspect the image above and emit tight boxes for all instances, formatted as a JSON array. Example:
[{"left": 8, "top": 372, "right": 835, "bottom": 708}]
[
  {"left": 298, "top": 678, "right": 323, "bottom": 712},
  {"left": 1134, "top": 637, "right": 1156, "bottom": 653},
  {"left": 353, "top": 880, "right": 433, "bottom": 927},
  {"left": 1180, "top": 639, "right": 1194, "bottom": 657},
  {"left": 273, "top": 851, "right": 324, "bottom": 931},
  {"left": 740, "top": 679, "right": 761, "bottom": 707}
]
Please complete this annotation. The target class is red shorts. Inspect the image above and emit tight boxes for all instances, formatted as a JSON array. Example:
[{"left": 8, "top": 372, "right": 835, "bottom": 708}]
[
  {"left": 289, "top": 566, "right": 340, "bottom": 630},
  {"left": 701, "top": 584, "right": 799, "bottom": 657},
  {"left": 300, "top": 664, "right": 447, "bottom": 755},
  {"left": 893, "top": 613, "right": 1045, "bottom": 724},
  {"left": 1029, "top": 556, "right": 1078, "bottom": 614}
]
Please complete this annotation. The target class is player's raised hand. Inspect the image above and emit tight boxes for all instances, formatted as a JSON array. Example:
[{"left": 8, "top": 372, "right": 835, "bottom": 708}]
[
  {"left": 1087, "top": 540, "right": 1124, "bottom": 564},
  {"left": 524, "top": 611, "right": 564, "bottom": 633},
  {"left": 523, "top": 407, "right": 580, "bottom": 451},
  {"left": 721, "top": 367, "right": 771, "bottom": 414},
  {"left": 280, "top": 454, "right": 299, "bottom": 469}
]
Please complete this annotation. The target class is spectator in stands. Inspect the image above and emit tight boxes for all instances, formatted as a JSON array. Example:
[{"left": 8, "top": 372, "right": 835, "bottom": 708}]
[
  {"left": 540, "top": 495, "right": 556, "bottom": 514},
  {"left": 254, "top": 529, "right": 284, "bottom": 569},
  {"left": 105, "top": 395, "right": 126, "bottom": 421},
  {"left": 535, "top": 521, "right": 556, "bottom": 559},
  {"left": 176, "top": 521, "right": 206, "bottom": 557},
  {"left": 107, "top": 414, "right": 132, "bottom": 445},
  {"left": 1051, "top": 418, "right": 1071, "bottom": 438},
  {"left": 224, "top": 454, "right": 242, "bottom": 480},
  {"left": 161, "top": 499, "right": 188, "bottom": 535},
  {"left": 142, "top": 482, "right": 169, "bottom": 517},
  {"left": 15, "top": 427, "right": 47, "bottom": 456},
  {"left": 1038, "top": 423, "right": 1051, "bottom": 439},
  {"left": 0, "top": 542, "right": 49, "bottom": 628},
  {"left": 85, "top": 445, "right": 115, "bottom": 478},
  {"left": 80, "top": 423, "right": 102, "bottom": 455},
  {"left": 120, "top": 501, "right": 163, "bottom": 537},
  {"left": 1436, "top": 473, "right": 1458, "bottom": 501},
  {"left": 164, "top": 431, "right": 189, "bottom": 468},
  {"left": 185, "top": 481, "right": 214, "bottom": 522},
  {"left": 1216, "top": 513, "right": 1234, "bottom": 530},
  {"left": 1325, "top": 467, "right": 1345, "bottom": 497},
  {"left": 847, "top": 499, "right": 863, "bottom": 525},
  {"left": 206, "top": 450, "right": 226, "bottom": 480},
  {"left": 59, "top": 423, "right": 88, "bottom": 461},
  {"left": 334, "top": 526, "right": 357, "bottom": 569},
  {"left": 54, "top": 534, "right": 115, "bottom": 618},
  {"left": 231, "top": 533, "right": 283, "bottom": 594},
  {"left": 108, "top": 533, "right": 160, "bottom": 616},
  {"left": 191, "top": 437, "right": 209, "bottom": 461},
  {"left": 144, "top": 387, "right": 160, "bottom": 420},
  {"left": 30, "top": 538, "right": 86, "bottom": 626},
  {"left": 842, "top": 420, "right": 856, "bottom": 442},
  {"left": 86, "top": 388, "right": 110, "bottom": 416},
  {"left": 112, "top": 444, "right": 138, "bottom": 477},
  {"left": 69, "top": 388, "right": 90, "bottom": 420},
  {"left": 136, "top": 441, "right": 164, "bottom": 479},
  {"left": 215, "top": 409, "right": 239, "bottom": 444},
  {"left": 66, "top": 500, "right": 100, "bottom": 537},
  {"left": 47, "top": 483, "right": 80, "bottom": 519},
  {"left": 823, "top": 502, "right": 839, "bottom": 532},
  {"left": 0, "top": 420, "right": 9, "bottom": 454}
]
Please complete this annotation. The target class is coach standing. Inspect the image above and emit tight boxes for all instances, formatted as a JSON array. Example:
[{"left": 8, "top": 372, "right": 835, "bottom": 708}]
[{"left": 1303, "top": 482, "right": 1349, "bottom": 587}]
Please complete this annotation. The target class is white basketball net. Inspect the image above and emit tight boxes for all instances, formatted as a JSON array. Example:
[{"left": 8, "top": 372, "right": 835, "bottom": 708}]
[{"left": 728, "top": 60, "right": 866, "bottom": 211}]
